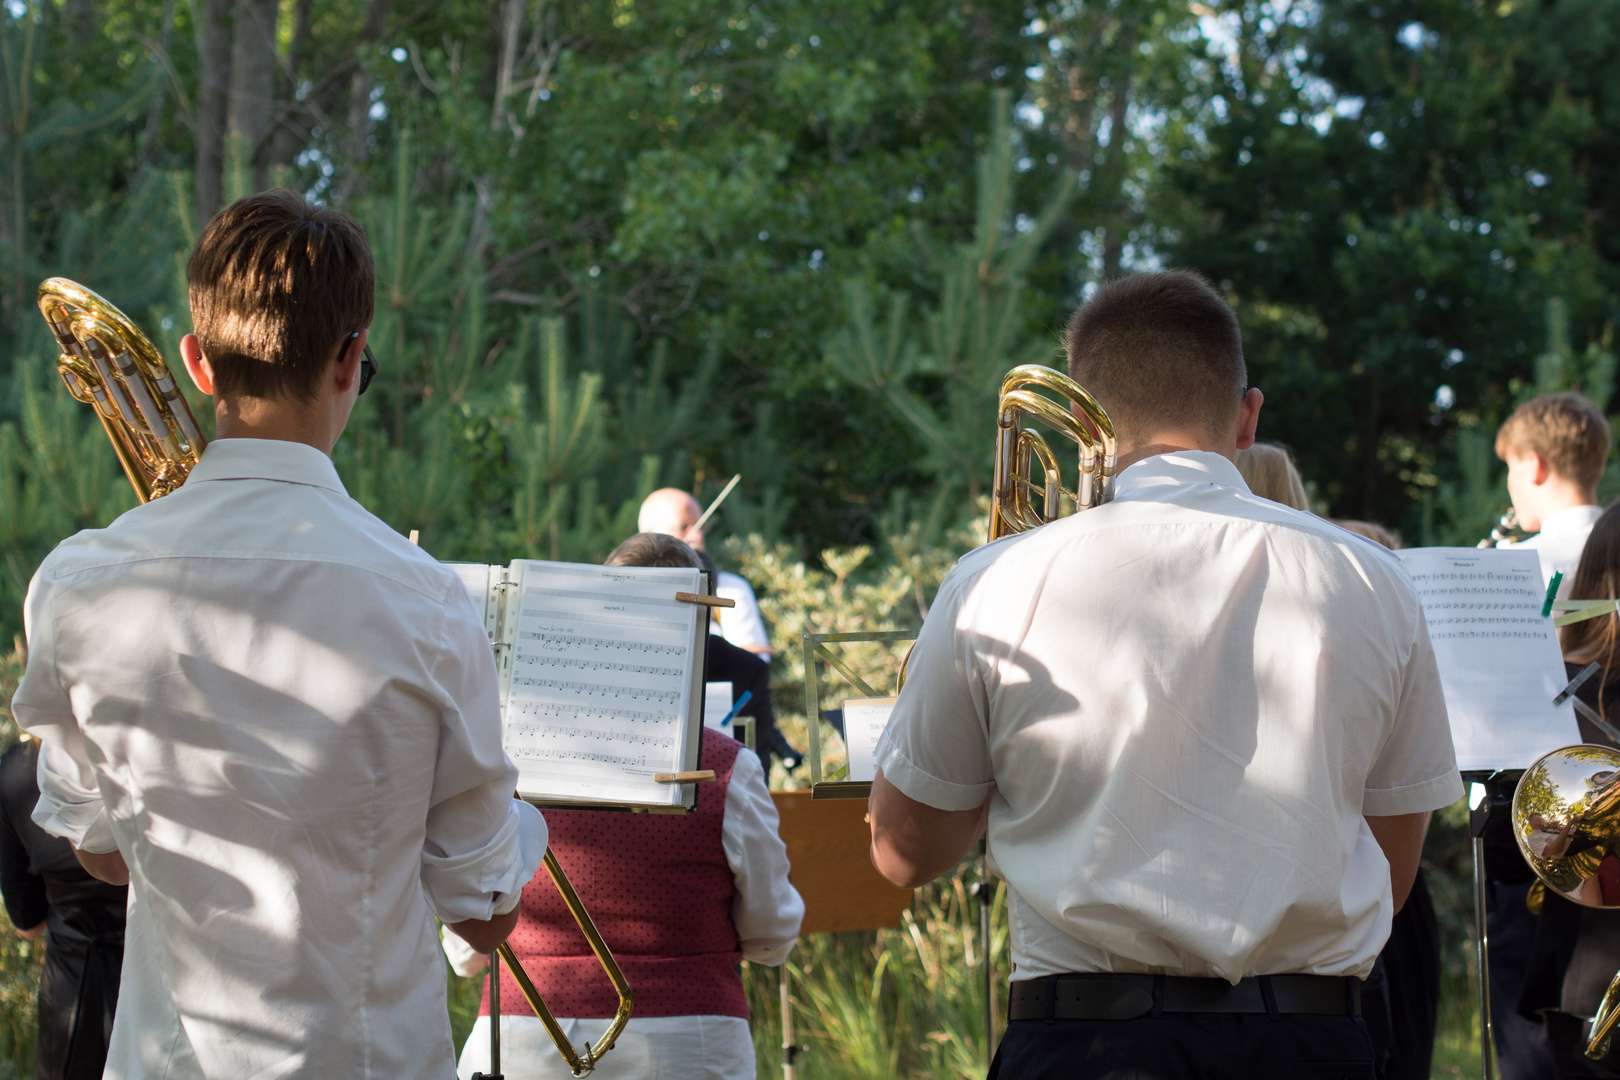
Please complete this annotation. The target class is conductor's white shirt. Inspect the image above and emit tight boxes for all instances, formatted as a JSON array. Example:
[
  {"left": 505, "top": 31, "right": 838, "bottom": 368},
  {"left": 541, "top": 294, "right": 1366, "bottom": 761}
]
[
  {"left": 12, "top": 438, "right": 547, "bottom": 1080},
  {"left": 878, "top": 451, "right": 1461, "bottom": 984},
  {"left": 715, "top": 571, "right": 772, "bottom": 659}
]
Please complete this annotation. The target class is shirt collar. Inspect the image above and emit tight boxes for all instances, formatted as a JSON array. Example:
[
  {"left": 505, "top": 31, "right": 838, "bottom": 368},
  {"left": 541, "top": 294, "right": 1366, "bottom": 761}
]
[
  {"left": 184, "top": 438, "right": 348, "bottom": 495},
  {"left": 1113, "top": 450, "right": 1251, "bottom": 498},
  {"left": 1539, "top": 504, "right": 1604, "bottom": 535}
]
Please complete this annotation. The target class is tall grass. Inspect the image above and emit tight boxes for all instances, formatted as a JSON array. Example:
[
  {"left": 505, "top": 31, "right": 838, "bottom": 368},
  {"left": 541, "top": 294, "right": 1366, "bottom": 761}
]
[{"left": 743, "top": 866, "right": 1007, "bottom": 1080}]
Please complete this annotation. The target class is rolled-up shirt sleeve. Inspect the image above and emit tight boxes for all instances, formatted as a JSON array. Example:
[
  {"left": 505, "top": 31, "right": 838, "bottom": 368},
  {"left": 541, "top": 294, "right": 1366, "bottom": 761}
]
[
  {"left": 419, "top": 587, "right": 547, "bottom": 924},
  {"left": 721, "top": 747, "right": 802, "bottom": 965},
  {"left": 13, "top": 562, "right": 119, "bottom": 855},
  {"left": 874, "top": 565, "right": 995, "bottom": 812},
  {"left": 1363, "top": 597, "right": 1463, "bottom": 817}
]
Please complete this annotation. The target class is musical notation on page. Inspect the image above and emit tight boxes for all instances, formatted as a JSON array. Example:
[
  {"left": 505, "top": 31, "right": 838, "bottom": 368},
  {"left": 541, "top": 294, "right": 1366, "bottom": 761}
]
[
  {"left": 503, "top": 560, "right": 703, "bottom": 806},
  {"left": 1397, "top": 547, "right": 1579, "bottom": 771}
]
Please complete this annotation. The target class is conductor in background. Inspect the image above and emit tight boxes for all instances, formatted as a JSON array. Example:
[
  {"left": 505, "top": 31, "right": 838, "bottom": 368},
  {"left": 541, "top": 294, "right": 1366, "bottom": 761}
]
[
  {"left": 639, "top": 488, "right": 773, "bottom": 659},
  {"left": 0, "top": 734, "right": 125, "bottom": 1080},
  {"left": 448, "top": 531, "right": 802, "bottom": 1080},
  {"left": 868, "top": 270, "right": 1462, "bottom": 1078}
]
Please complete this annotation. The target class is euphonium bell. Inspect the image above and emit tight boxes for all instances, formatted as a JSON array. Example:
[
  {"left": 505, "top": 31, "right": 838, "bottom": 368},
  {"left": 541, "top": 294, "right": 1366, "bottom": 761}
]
[
  {"left": 1513, "top": 745, "right": 1620, "bottom": 1058},
  {"left": 989, "top": 365, "right": 1117, "bottom": 542}
]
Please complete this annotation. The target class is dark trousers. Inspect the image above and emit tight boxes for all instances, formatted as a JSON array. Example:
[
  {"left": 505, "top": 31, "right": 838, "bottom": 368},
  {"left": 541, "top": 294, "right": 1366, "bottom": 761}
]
[
  {"left": 1491, "top": 879, "right": 1559, "bottom": 1080},
  {"left": 987, "top": 1013, "right": 1376, "bottom": 1079}
]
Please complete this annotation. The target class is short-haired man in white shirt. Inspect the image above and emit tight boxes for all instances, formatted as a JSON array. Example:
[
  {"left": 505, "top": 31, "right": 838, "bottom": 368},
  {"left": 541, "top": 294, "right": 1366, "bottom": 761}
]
[
  {"left": 12, "top": 190, "right": 546, "bottom": 1079},
  {"left": 869, "top": 270, "right": 1462, "bottom": 1078}
]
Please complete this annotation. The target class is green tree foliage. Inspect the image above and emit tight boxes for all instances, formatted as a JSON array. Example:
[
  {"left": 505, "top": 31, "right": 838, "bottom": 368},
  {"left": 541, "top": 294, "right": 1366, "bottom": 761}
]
[{"left": 1163, "top": 0, "right": 1620, "bottom": 536}]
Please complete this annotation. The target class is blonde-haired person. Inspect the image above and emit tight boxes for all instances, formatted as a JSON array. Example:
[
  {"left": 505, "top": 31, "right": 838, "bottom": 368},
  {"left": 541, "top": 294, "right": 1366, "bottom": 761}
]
[{"left": 1237, "top": 442, "right": 1310, "bottom": 510}]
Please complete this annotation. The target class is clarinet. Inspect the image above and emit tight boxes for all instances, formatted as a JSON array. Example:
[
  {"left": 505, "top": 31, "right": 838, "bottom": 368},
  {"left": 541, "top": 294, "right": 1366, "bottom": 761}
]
[{"left": 1477, "top": 508, "right": 1523, "bottom": 548}]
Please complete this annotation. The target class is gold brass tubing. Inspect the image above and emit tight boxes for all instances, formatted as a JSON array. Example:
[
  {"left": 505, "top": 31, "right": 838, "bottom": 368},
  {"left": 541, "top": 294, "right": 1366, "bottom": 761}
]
[
  {"left": 495, "top": 848, "right": 633, "bottom": 1076},
  {"left": 1590, "top": 973, "right": 1620, "bottom": 1059},
  {"left": 36, "top": 278, "right": 206, "bottom": 505}
]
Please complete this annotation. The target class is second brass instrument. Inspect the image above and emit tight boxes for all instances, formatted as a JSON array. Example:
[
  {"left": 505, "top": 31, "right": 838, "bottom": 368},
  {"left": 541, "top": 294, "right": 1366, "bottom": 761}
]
[
  {"left": 1514, "top": 745, "right": 1620, "bottom": 1059},
  {"left": 990, "top": 364, "right": 1117, "bottom": 542}
]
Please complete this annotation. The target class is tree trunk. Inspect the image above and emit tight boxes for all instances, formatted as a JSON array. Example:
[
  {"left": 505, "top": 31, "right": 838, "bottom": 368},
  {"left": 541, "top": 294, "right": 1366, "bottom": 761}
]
[
  {"left": 228, "top": 0, "right": 280, "bottom": 192},
  {"left": 341, "top": 0, "right": 398, "bottom": 183},
  {"left": 194, "top": 0, "right": 233, "bottom": 224},
  {"left": 491, "top": 0, "right": 524, "bottom": 132},
  {"left": 1100, "top": 30, "right": 1135, "bottom": 279}
]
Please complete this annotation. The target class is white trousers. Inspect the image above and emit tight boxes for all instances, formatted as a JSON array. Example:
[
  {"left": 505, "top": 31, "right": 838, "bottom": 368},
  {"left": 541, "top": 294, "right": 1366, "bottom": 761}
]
[{"left": 456, "top": 1015, "right": 756, "bottom": 1080}]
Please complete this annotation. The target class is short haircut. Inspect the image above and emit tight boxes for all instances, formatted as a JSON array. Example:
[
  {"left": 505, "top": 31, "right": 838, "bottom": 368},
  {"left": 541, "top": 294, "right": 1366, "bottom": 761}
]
[
  {"left": 604, "top": 532, "right": 702, "bottom": 570},
  {"left": 187, "top": 189, "right": 375, "bottom": 402},
  {"left": 1495, "top": 393, "right": 1612, "bottom": 490},
  {"left": 1236, "top": 443, "right": 1309, "bottom": 511},
  {"left": 1064, "top": 270, "right": 1246, "bottom": 439}
]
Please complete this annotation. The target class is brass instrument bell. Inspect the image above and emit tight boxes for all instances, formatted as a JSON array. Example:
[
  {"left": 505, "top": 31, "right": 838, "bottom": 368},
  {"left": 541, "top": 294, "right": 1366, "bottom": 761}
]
[{"left": 1514, "top": 745, "right": 1620, "bottom": 1058}]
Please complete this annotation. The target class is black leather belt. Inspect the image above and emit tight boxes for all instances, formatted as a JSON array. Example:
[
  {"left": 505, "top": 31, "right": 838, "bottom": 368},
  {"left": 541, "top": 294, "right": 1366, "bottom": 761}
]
[{"left": 1008, "top": 973, "right": 1362, "bottom": 1021}]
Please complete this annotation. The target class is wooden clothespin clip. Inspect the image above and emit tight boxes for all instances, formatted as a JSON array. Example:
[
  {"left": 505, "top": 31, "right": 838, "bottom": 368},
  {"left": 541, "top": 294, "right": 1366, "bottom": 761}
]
[
  {"left": 675, "top": 592, "right": 736, "bottom": 608},
  {"left": 654, "top": 770, "right": 717, "bottom": 783}
]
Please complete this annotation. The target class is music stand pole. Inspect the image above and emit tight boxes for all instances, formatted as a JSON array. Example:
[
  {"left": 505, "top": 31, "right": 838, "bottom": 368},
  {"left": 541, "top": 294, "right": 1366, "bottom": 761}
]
[
  {"left": 472, "top": 950, "right": 503, "bottom": 1080},
  {"left": 978, "top": 839, "right": 993, "bottom": 1069},
  {"left": 781, "top": 964, "right": 798, "bottom": 1080}
]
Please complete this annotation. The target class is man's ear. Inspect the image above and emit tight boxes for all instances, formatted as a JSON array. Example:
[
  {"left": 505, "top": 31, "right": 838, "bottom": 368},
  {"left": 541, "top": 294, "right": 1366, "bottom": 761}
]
[
  {"left": 1234, "top": 387, "right": 1265, "bottom": 451},
  {"left": 179, "top": 334, "right": 216, "bottom": 396},
  {"left": 1531, "top": 451, "right": 1553, "bottom": 487},
  {"left": 332, "top": 329, "right": 367, "bottom": 394}
]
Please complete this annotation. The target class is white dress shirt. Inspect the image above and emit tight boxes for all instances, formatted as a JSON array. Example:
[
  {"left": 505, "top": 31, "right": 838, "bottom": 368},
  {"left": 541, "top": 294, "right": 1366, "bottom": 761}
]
[
  {"left": 715, "top": 571, "right": 772, "bottom": 659},
  {"left": 12, "top": 438, "right": 547, "bottom": 1080},
  {"left": 878, "top": 451, "right": 1461, "bottom": 984},
  {"left": 1502, "top": 503, "right": 1603, "bottom": 598},
  {"left": 448, "top": 745, "right": 800, "bottom": 1080}
]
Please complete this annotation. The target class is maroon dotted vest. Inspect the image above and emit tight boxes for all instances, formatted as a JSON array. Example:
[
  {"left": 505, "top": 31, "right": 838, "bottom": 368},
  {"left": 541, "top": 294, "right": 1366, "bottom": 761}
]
[{"left": 481, "top": 728, "right": 748, "bottom": 1019}]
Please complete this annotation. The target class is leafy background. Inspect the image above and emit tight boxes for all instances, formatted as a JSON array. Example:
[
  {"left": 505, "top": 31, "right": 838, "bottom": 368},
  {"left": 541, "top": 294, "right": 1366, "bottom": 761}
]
[{"left": 3, "top": 0, "right": 1618, "bottom": 1074}]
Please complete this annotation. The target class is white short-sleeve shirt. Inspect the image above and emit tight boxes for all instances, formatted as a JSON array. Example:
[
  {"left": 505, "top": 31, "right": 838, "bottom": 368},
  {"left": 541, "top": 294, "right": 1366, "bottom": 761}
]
[{"left": 877, "top": 451, "right": 1461, "bottom": 983}]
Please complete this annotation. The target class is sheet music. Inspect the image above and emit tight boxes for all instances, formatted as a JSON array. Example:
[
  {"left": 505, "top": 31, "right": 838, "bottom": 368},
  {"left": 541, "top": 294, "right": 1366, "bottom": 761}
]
[
  {"left": 502, "top": 560, "right": 703, "bottom": 806},
  {"left": 445, "top": 563, "right": 495, "bottom": 639},
  {"left": 1396, "top": 547, "right": 1580, "bottom": 771},
  {"left": 843, "top": 697, "right": 895, "bottom": 782}
]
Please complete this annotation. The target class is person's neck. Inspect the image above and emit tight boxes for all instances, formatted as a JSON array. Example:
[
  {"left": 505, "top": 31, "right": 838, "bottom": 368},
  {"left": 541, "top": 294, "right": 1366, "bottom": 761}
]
[
  {"left": 1534, "top": 486, "right": 1600, "bottom": 524},
  {"left": 1117, "top": 433, "right": 1233, "bottom": 472},
  {"left": 213, "top": 396, "right": 340, "bottom": 454}
]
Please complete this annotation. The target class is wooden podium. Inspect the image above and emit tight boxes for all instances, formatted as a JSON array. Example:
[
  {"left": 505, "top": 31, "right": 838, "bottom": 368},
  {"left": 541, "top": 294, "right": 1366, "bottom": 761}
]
[
  {"left": 770, "top": 790, "right": 915, "bottom": 1078},
  {"left": 772, "top": 790, "right": 913, "bottom": 933}
]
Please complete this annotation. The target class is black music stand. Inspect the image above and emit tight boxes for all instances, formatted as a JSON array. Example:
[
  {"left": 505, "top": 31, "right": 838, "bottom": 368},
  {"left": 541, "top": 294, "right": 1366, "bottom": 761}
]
[{"left": 1464, "top": 768, "right": 1524, "bottom": 1080}]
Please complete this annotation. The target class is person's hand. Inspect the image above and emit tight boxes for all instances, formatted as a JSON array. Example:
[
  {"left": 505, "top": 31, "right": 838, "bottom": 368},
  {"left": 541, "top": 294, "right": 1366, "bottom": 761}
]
[{"left": 444, "top": 903, "right": 520, "bottom": 955}]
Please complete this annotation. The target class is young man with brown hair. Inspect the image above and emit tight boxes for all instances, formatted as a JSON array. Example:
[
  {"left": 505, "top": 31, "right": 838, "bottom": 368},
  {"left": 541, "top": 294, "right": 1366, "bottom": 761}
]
[
  {"left": 868, "top": 270, "right": 1461, "bottom": 1078},
  {"left": 12, "top": 189, "right": 545, "bottom": 1079},
  {"left": 1496, "top": 391, "right": 1611, "bottom": 597}
]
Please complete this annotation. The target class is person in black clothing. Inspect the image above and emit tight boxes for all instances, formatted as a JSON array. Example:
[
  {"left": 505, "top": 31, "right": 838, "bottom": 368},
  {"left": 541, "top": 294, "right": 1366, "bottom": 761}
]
[
  {"left": 0, "top": 737, "right": 126, "bottom": 1080},
  {"left": 603, "top": 533, "right": 802, "bottom": 768}
]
